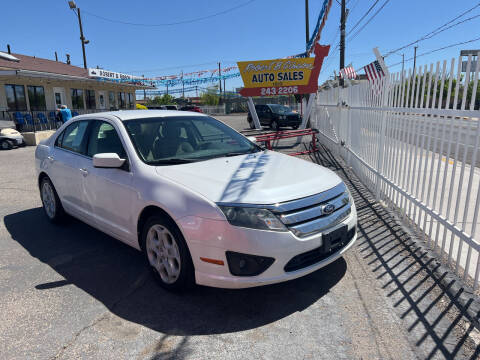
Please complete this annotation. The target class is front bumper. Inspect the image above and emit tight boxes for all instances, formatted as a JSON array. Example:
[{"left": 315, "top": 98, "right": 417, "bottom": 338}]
[
  {"left": 278, "top": 117, "right": 301, "bottom": 126},
  {"left": 177, "top": 202, "right": 357, "bottom": 289}
]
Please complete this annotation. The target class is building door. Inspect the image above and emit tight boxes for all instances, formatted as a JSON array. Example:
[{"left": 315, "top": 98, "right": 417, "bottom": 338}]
[
  {"left": 98, "top": 91, "right": 106, "bottom": 109},
  {"left": 53, "top": 87, "right": 66, "bottom": 108}
]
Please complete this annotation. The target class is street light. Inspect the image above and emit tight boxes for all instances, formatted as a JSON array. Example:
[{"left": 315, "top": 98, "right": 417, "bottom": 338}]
[{"left": 68, "top": 0, "right": 89, "bottom": 69}]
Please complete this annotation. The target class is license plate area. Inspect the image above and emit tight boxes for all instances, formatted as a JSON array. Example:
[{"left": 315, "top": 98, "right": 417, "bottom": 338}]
[{"left": 322, "top": 225, "right": 348, "bottom": 254}]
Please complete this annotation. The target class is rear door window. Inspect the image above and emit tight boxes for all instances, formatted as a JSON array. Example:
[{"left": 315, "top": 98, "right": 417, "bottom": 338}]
[{"left": 57, "top": 120, "right": 89, "bottom": 154}]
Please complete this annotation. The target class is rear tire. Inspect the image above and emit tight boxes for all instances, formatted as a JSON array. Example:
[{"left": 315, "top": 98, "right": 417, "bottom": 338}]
[
  {"left": 249, "top": 120, "right": 255, "bottom": 129},
  {"left": 0, "top": 140, "right": 13, "bottom": 150},
  {"left": 141, "top": 215, "right": 194, "bottom": 291},
  {"left": 40, "top": 177, "right": 65, "bottom": 223}
]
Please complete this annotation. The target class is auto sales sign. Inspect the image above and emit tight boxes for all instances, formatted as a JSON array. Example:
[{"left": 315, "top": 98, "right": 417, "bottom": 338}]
[{"left": 237, "top": 44, "right": 330, "bottom": 97}]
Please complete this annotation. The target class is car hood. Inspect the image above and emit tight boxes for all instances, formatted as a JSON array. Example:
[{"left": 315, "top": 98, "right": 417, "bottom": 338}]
[
  {"left": 156, "top": 150, "right": 343, "bottom": 205},
  {"left": 274, "top": 111, "right": 299, "bottom": 116}
]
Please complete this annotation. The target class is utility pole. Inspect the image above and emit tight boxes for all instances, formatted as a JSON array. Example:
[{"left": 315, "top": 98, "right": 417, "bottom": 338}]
[
  {"left": 218, "top": 62, "right": 222, "bottom": 101},
  {"left": 413, "top": 46, "right": 418, "bottom": 72},
  {"left": 68, "top": 1, "right": 88, "bottom": 69},
  {"left": 339, "top": 0, "right": 346, "bottom": 87},
  {"left": 77, "top": 8, "right": 87, "bottom": 69},
  {"left": 305, "top": 0, "right": 309, "bottom": 44},
  {"left": 182, "top": 71, "right": 185, "bottom": 98},
  {"left": 401, "top": 54, "right": 405, "bottom": 82}
]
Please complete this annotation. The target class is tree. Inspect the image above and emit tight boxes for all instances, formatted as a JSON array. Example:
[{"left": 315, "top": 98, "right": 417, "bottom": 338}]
[
  {"left": 148, "top": 94, "right": 176, "bottom": 105},
  {"left": 200, "top": 88, "right": 220, "bottom": 106}
]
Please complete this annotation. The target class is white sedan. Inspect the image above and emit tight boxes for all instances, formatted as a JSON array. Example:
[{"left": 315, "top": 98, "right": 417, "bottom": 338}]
[{"left": 35, "top": 110, "right": 357, "bottom": 290}]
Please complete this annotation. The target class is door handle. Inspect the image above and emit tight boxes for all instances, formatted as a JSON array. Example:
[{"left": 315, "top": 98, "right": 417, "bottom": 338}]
[
  {"left": 47, "top": 156, "right": 54, "bottom": 162},
  {"left": 79, "top": 168, "right": 89, "bottom": 176}
]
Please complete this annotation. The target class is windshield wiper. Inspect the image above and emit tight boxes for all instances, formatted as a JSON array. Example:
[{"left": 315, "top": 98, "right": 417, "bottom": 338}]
[
  {"left": 223, "top": 149, "right": 261, "bottom": 157},
  {"left": 150, "top": 158, "right": 198, "bottom": 165}
]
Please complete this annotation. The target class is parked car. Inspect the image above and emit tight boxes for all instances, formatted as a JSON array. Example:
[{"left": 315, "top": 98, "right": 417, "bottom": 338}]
[
  {"left": 35, "top": 110, "right": 357, "bottom": 290},
  {"left": 247, "top": 104, "right": 302, "bottom": 130},
  {"left": 0, "top": 127, "right": 25, "bottom": 150},
  {"left": 147, "top": 105, "right": 178, "bottom": 110},
  {"left": 180, "top": 105, "right": 202, "bottom": 113}
]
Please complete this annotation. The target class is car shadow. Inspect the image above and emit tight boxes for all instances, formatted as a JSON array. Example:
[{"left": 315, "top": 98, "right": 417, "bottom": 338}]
[{"left": 4, "top": 207, "right": 346, "bottom": 336}]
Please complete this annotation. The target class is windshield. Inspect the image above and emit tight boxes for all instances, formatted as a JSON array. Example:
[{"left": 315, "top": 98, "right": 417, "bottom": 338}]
[
  {"left": 123, "top": 116, "right": 261, "bottom": 165},
  {"left": 268, "top": 104, "right": 292, "bottom": 114}
]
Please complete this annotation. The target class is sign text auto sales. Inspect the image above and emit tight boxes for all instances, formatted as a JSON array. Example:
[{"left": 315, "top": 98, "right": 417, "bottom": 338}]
[
  {"left": 237, "top": 44, "right": 330, "bottom": 97},
  {"left": 237, "top": 58, "right": 315, "bottom": 89},
  {"left": 244, "top": 60, "right": 313, "bottom": 83}
]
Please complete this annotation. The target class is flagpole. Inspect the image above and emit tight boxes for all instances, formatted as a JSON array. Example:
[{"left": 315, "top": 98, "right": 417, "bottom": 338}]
[{"left": 340, "top": 0, "right": 346, "bottom": 88}]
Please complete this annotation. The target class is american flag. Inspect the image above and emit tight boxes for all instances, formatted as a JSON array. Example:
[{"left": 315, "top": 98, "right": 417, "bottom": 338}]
[
  {"left": 363, "top": 60, "right": 385, "bottom": 82},
  {"left": 340, "top": 66, "right": 357, "bottom": 79}
]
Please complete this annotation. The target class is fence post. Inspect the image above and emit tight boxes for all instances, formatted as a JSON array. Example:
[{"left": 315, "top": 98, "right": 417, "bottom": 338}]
[
  {"left": 247, "top": 97, "right": 261, "bottom": 129},
  {"left": 373, "top": 48, "right": 390, "bottom": 200},
  {"left": 346, "top": 93, "right": 352, "bottom": 167},
  {"left": 300, "top": 93, "right": 316, "bottom": 129}
]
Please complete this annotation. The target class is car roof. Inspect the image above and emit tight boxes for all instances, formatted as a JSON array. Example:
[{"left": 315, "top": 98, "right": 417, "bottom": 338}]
[{"left": 72, "top": 110, "right": 208, "bottom": 121}]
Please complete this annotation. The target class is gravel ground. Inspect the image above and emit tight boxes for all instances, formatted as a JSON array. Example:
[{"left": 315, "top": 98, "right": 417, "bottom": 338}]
[{"left": 0, "top": 114, "right": 478, "bottom": 359}]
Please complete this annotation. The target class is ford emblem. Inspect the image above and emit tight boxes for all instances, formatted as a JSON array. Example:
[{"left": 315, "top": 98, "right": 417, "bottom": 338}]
[{"left": 323, "top": 203, "right": 335, "bottom": 215}]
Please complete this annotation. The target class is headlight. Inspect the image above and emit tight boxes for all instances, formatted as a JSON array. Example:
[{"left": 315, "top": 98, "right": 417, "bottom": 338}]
[
  {"left": 345, "top": 187, "right": 353, "bottom": 204},
  {"left": 218, "top": 206, "right": 287, "bottom": 231},
  {"left": 280, "top": 115, "right": 286, "bottom": 120}
]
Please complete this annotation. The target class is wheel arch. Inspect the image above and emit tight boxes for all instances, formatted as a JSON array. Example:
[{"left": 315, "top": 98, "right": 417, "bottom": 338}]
[
  {"left": 136, "top": 205, "right": 184, "bottom": 250},
  {"left": 38, "top": 171, "right": 50, "bottom": 189}
]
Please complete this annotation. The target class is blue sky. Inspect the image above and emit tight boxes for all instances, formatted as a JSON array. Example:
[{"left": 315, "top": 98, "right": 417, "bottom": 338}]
[{"left": 2, "top": 0, "right": 479, "bottom": 96}]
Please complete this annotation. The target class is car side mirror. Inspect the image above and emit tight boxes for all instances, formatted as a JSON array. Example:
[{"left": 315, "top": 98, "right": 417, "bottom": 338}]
[{"left": 93, "top": 153, "right": 126, "bottom": 168}]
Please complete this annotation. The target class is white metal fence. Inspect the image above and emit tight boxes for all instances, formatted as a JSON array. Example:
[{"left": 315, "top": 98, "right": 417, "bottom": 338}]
[
  {"left": 198, "top": 104, "right": 226, "bottom": 115},
  {"left": 314, "top": 54, "right": 480, "bottom": 290}
]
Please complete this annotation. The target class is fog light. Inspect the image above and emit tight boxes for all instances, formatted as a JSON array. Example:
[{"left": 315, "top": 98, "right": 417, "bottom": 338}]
[{"left": 225, "top": 251, "right": 274, "bottom": 276}]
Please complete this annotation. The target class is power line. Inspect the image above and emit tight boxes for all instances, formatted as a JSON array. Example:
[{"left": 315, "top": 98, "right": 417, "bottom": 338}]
[
  {"left": 122, "top": 60, "right": 239, "bottom": 74},
  {"left": 385, "top": 2, "right": 480, "bottom": 57},
  {"left": 386, "top": 36, "right": 480, "bottom": 69},
  {"left": 347, "top": 0, "right": 380, "bottom": 35},
  {"left": 347, "top": 0, "right": 391, "bottom": 42},
  {"left": 82, "top": 0, "right": 258, "bottom": 27}
]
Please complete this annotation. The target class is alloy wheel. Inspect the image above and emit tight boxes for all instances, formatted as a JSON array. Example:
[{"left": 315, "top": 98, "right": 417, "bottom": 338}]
[
  {"left": 146, "top": 224, "right": 181, "bottom": 284},
  {"left": 41, "top": 181, "right": 56, "bottom": 219}
]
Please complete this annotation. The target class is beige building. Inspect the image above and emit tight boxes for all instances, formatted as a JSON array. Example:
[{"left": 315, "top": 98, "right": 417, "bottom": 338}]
[{"left": 0, "top": 51, "right": 149, "bottom": 127}]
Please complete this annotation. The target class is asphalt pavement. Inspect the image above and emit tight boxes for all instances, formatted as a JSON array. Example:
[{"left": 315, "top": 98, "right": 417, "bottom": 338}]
[{"left": 0, "top": 114, "right": 479, "bottom": 359}]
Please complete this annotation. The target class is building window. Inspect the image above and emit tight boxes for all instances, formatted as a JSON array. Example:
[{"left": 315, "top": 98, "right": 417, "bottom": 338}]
[
  {"left": 5, "top": 84, "right": 27, "bottom": 111},
  {"left": 71, "top": 89, "right": 84, "bottom": 109},
  {"left": 109, "top": 91, "right": 116, "bottom": 110},
  {"left": 127, "top": 93, "right": 134, "bottom": 109},
  {"left": 27, "top": 85, "right": 46, "bottom": 111},
  {"left": 85, "top": 89, "right": 96, "bottom": 109},
  {"left": 55, "top": 93, "right": 62, "bottom": 106},
  {"left": 118, "top": 92, "right": 126, "bottom": 109}
]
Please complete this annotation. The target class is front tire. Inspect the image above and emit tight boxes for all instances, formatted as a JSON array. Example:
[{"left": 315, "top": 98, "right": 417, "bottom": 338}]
[
  {"left": 141, "top": 215, "right": 194, "bottom": 291},
  {"left": 271, "top": 120, "right": 279, "bottom": 131},
  {"left": 40, "top": 177, "right": 65, "bottom": 223},
  {"left": 1, "top": 140, "right": 13, "bottom": 150}
]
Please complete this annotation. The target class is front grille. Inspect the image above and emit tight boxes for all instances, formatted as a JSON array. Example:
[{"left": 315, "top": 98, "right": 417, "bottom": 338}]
[
  {"left": 271, "top": 182, "right": 351, "bottom": 238},
  {"left": 287, "top": 115, "right": 300, "bottom": 121},
  {"left": 284, "top": 226, "right": 356, "bottom": 272}
]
